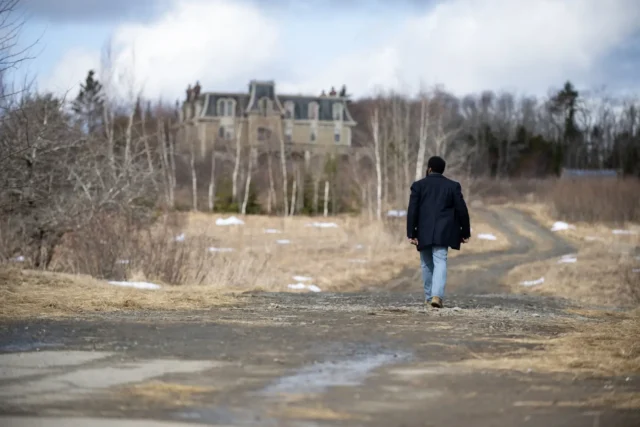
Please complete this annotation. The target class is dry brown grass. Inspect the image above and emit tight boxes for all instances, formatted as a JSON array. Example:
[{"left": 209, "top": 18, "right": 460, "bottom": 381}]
[
  {"left": 165, "top": 211, "right": 508, "bottom": 293},
  {"left": 268, "top": 404, "right": 368, "bottom": 421},
  {"left": 506, "top": 203, "right": 640, "bottom": 306},
  {"left": 548, "top": 179, "right": 640, "bottom": 224},
  {"left": 0, "top": 267, "right": 235, "bottom": 319},
  {"left": 1, "top": 212, "right": 507, "bottom": 318},
  {"left": 119, "top": 381, "right": 215, "bottom": 406},
  {"left": 461, "top": 309, "right": 640, "bottom": 377},
  {"left": 513, "top": 392, "right": 640, "bottom": 409}
]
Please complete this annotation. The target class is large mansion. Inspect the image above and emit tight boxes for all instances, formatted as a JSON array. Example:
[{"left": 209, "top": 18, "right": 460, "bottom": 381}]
[{"left": 179, "top": 80, "right": 357, "bottom": 156}]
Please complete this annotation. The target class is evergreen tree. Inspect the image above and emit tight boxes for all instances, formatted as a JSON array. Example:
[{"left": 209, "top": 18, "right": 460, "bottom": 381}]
[
  {"left": 550, "top": 81, "right": 581, "bottom": 168},
  {"left": 73, "top": 70, "right": 104, "bottom": 134}
]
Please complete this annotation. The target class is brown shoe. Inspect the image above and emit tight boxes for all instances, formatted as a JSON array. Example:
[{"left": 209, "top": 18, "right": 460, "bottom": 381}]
[{"left": 430, "top": 296, "right": 443, "bottom": 308}]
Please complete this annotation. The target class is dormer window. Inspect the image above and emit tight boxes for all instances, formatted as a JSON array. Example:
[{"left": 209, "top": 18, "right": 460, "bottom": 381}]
[
  {"left": 258, "top": 97, "right": 272, "bottom": 116},
  {"left": 217, "top": 98, "right": 235, "bottom": 117},
  {"left": 332, "top": 103, "right": 343, "bottom": 121},
  {"left": 308, "top": 102, "right": 319, "bottom": 120},
  {"left": 284, "top": 101, "right": 295, "bottom": 119}
]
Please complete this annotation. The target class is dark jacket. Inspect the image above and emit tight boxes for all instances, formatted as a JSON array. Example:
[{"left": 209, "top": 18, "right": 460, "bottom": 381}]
[{"left": 406, "top": 173, "right": 471, "bottom": 251}]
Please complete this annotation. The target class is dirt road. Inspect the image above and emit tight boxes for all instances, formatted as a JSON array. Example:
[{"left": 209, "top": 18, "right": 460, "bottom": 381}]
[{"left": 1, "top": 207, "right": 638, "bottom": 427}]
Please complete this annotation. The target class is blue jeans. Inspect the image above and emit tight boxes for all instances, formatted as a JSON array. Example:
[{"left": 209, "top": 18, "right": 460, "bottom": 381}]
[{"left": 420, "top": 246, "right": 448, "bottom": 301}]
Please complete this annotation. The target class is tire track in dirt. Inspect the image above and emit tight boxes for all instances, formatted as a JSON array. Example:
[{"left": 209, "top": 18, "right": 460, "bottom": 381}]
[{"left": 384, "top": 206, "right": 575, "bottom": 295}]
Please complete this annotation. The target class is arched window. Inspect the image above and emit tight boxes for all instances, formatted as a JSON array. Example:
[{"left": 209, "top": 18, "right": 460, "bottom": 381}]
[
  {"left": 218, "top": 126, "right": 225, "bottom": 139},
  {"left": 308, "top": 102, "right": 319, "bottom": 120},
  {"left": 310, "top": 129, "right": 317, "bottom": 142},
  {"left": 217, "top": 98, "right": 235, "bottom": 116},
  {"left": 284, "top": 101, "right": 295, "bottom": 119},
  {"left": 334, "top": 129, "right": 341, "bottom": 143},
  {"left": 332, "top": 103, "right": 343, "bottom": 121}
]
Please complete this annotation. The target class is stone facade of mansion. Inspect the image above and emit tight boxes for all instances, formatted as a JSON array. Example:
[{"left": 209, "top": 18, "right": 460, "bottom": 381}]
[{"left": 179, "top": 80, "right": 357, "bottom": 157}]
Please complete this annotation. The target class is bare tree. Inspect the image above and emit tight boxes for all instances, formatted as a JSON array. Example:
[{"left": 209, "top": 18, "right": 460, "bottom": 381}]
[
  {"left": 415, "top": 95, "right": 429, "bottom": 181},
  {"left": 278, "top": 121, "right": 289, "bottom": 216},
  {"left": 0, "top": 0, "right": 34, "bottom": 103},
  {"left": 157, "top": 118, "right": 174, "bottom": 207},
  {"left": 370, "top": 105, "right": 383, "bottom": 220},
  {"left": 241, "top": 148, "right": 254, "bottom": 215},
  {"left": 99, "top": 42, "right": 117, "bottom": 175},
  {"left": 188, "top": 126, "right": 198, "bottom": 211},
  {"left": 0, "top": 92, "right": 158, "bottom": 267},
  {"left": 289, "top": 169, "right": 297, "bottom": 216},
  {"left": 207, "top": 135, "right": 217, "bottom": 211},
  {"left": 231, "top": 124, "right": 242, "bottom": 203},
  {"left": 266, "top": 150, "right": 276, "bottom": 214},
  {"left": 323, "top": 180, "right": 329, "bottom": 217}
]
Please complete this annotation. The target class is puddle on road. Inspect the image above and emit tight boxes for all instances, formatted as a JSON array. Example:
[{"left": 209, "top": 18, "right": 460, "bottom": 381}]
[
  {"left": 260, "top": 352, "right": 410, "bottom": 396},
  {"left": 0, "top": 340, "right": 63, "bottom": 353}
]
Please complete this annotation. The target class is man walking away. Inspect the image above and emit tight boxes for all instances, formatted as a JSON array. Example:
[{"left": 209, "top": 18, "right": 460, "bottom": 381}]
[{"left": 406, "top": 156, "right": 471, "bottom": 308}]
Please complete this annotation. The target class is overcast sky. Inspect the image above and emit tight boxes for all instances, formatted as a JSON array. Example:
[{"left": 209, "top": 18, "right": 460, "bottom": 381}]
[{"left": 12, "top": 0, "right": 640, "bottom": 101}]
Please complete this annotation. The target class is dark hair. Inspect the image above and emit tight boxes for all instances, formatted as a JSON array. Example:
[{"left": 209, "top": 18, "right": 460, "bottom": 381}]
[{"left": 427, "top": 156, "right": 446, "bottom": 174}]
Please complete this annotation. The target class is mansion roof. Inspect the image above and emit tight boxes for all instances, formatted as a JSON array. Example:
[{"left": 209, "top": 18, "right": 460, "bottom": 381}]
[{"left": 191, "top": 80, "right": 356, "bottom": 124}]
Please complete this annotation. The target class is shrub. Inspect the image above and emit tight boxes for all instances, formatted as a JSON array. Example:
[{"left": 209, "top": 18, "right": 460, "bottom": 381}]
[{"left": 548, "top": 179, "right": 640, "bottom": 224}]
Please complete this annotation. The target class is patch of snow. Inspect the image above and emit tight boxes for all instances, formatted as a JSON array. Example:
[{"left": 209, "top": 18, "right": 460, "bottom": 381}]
[
  {"left": 585, "top": 236, "right": 601, "bottom": 241},
  {"left": 387, "top": 210, "right": 407, "bottom": 217},
  {"left": 551, "top": 221, "right": 575, "bottom": 232},
  {"left": 612, "top": 229, "right": 638, "bottom": 235},
  {"left": 558, "top": 254, "right": 578, "bottom": 264},
  {"left": 349, "top": 259, "right": 368, "bottom": 264},
  {"left": 355, "top": 244, "right": 365, "bottom": 249},
  {"left": 477, "top": 233, "right": 497, "bottom": 241},
  {"left": 116, "top": 259, "right": 130, "bottom": 264},
  {"left": 208, "top": 247, "right": 234, "bottom": 253},
  {"left": 216, "top": 216, "right": 245, "bottom": 226},
  {"left": 306, "top": 222, "right": 338, "bottom": 228},
  {"left": 11, "top": 255, "right": 25, "bottom": 262},
  {"left": 174, "top": 233, "right": 186, "bottom": 242},
  {"left": 264, "top": 228, "right": 281, "bottom": 234},
  {"left": 633, "top": 268, "right": 640, "bottom": 273},
  {"left": 520, "top": 277, "right": 545, "bottom": 287},
  {"left": 292, "top": 275, "right": 312, "bottom": 282},
  {"left": 276, "top": 239, "right": 291, "bottom": 245},
  {"left": 287, "top": 283, "right": 322, "bottom": 292},
  {"left": 108, "top": 281, "right": 161, "bottom": 290}
]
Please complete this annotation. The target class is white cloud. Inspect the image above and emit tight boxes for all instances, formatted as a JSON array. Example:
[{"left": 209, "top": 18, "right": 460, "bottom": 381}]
[
  {"left": 43, "top": 0, "right": 279, "bottom": 101},
  {"left": 41, "top": 48, "right": 100, "bottom": 98},
  {"left": 42, "top": 0, "right": 640, "bottom": 100},
  {"left": 282, "top": 0, "right": 640, "bottom": 96}
]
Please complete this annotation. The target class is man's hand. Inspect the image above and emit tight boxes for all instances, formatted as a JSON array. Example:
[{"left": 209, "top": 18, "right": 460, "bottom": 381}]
[
  {"left": 408, "top": 238, "right": 418, "bottom": 246},
  {"left": 461, "top": 237, "right": 470, "bottom": 244}
]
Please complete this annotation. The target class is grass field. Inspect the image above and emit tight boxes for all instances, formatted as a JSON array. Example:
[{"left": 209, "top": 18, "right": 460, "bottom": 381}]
[
  {"left": 505, "top": 203, "right": 640, "bottom": 306},
  {"left": 1, "top": 211, "right": 507, "bottom": 318}
]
